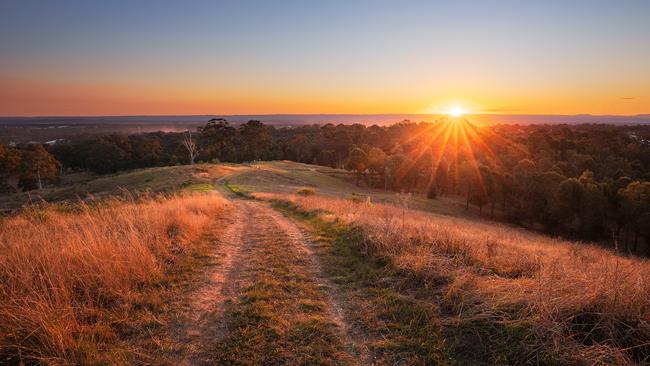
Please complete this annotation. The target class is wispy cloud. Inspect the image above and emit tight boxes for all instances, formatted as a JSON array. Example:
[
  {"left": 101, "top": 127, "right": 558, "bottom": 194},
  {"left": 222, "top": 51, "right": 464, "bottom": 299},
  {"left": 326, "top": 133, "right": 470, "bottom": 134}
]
[
  {"left": 620, "top": 97, "right": 636, "bottom": 100},
  {"left": 479, "top": 107, "right": 514, "bottom": 113}
]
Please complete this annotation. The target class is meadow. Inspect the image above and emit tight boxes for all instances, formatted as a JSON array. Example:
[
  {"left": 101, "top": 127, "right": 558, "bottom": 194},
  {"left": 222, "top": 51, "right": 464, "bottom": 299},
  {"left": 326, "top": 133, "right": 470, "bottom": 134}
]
[
  {"left": 258, "top": 192, "right": 650, "bottom": 363},
  {"left": 2, "top": 161, "right": 649, "bottom": 365},
  {"left": 0, "top": 191, "right": 230, "bottom": 364},
  {"left": 232, "top": 162, "right": 650, "bottom": 364}
]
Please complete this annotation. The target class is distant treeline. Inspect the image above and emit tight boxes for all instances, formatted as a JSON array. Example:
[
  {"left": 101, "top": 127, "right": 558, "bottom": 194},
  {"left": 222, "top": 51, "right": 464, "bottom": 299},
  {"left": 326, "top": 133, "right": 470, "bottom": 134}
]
[{"left": 1, "top": 118, "right": 649, "bottom": 255}]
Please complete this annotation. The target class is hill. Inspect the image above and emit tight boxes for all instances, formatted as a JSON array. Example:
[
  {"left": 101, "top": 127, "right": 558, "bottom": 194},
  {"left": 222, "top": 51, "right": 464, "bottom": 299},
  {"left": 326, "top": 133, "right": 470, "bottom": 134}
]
[{"left": 1, "top": 161, "right": 649, "bottom": 365}]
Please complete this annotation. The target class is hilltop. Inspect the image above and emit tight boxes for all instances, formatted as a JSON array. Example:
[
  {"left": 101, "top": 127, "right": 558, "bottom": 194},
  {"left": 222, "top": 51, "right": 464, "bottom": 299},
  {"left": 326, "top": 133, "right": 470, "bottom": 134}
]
[{"left": 1, "top": 161, "right": 649, "bottom": 365}]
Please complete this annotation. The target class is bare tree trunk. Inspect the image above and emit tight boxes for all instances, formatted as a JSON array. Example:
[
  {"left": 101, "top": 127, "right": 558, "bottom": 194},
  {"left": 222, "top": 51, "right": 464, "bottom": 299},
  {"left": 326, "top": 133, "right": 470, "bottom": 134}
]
[
  {"left": 37, "top": 168, "right": 43, "bottom": 190},
  {"left": 182, "top": 130, "right": 198, "bottom": 165}
]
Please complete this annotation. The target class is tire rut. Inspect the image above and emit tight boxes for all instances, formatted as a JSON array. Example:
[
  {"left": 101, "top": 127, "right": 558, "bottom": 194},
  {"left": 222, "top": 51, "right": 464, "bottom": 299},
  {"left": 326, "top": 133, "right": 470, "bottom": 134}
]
[
  {"left": 173, "top": 201, "right": 253, "bottom": 365},
  {"left": 174, "top": 198, "right": 364, "bottom": 365},
  {"left": 261, "top": 202, "right": 371, "bottom": 364}
]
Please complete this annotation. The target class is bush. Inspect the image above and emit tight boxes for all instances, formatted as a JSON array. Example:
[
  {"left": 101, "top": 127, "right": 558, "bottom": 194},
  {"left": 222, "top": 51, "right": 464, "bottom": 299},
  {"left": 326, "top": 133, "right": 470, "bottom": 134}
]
[{"left": 296, "top": 187, "right": 316, "bottom": 196}]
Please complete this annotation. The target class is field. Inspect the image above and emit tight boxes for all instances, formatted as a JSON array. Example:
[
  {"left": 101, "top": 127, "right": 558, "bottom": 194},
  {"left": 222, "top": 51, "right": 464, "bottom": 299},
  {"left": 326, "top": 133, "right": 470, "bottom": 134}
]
[{"left": 1, "top": 161, "right": 649, "bottom": 365}]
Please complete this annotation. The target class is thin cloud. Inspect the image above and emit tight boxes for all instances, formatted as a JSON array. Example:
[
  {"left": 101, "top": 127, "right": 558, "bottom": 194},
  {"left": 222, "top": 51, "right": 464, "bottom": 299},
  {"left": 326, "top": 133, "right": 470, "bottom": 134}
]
[{"left": 480, "top": 107, "right": 513, "bottom": 113}]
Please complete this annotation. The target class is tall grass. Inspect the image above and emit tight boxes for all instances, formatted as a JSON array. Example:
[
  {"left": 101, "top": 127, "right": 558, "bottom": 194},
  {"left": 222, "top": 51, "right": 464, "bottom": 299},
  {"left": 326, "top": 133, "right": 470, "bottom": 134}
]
[
  {"left": 258, "top": 192, "right": 650, "bottom": 364},
  {"left": 0, "top": 193, "right": 229, "bottom": 364}
]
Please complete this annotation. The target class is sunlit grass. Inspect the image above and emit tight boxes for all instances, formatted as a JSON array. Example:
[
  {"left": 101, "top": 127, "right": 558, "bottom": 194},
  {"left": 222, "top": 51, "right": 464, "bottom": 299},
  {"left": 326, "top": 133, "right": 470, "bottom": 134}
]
[
  {"left": 256, "top": 192, "right": 650, "bottom": 363},
  {"left": 0, "top": 193, "right": 230, "bottom": 364}
]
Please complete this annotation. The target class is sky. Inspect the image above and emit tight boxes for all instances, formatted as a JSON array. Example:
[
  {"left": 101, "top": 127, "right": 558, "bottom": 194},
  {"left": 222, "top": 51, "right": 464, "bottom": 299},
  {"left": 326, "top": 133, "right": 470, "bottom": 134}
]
[{"left": 1, "top": 0, "right": 649, "bottom": 116}]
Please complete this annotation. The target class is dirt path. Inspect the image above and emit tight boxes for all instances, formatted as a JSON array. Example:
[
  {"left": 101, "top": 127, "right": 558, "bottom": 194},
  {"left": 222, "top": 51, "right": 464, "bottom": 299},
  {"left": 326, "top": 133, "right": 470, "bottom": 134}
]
[
  {"left": 263, "top": 203, "right": 370, "bottom": 363},
  {"left": 172, "top": 198, "right": 364, "bottom": 365},
  {"left": 172, "top": 200, "right": 251, "bottom": 365}
]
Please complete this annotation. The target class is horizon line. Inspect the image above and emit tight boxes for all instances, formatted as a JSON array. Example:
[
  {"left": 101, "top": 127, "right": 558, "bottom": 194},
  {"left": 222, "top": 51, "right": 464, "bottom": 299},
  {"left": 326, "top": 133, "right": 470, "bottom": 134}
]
[{"left": 2, "top": 112, "right": 650, "bottom": 119}]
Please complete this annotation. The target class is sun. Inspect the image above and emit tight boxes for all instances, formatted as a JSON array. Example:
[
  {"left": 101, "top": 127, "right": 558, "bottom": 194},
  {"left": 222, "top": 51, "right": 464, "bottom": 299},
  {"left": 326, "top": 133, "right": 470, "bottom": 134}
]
[{"left": 448, "top": 106, "right": 466, "bottom": 117}]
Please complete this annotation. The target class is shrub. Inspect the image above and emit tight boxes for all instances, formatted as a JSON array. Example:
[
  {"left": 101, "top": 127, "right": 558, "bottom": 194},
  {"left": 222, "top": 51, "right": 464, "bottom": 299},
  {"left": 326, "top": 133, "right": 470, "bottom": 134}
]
[{"left": 296, "top": 187, "right": 316, "bottom": 196}]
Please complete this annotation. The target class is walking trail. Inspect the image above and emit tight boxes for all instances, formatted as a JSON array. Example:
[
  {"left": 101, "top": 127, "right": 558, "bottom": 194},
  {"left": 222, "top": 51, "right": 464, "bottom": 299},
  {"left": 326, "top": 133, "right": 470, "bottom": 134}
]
[{"left": 172, "top": 195, "right": 368, "bottom": 365}]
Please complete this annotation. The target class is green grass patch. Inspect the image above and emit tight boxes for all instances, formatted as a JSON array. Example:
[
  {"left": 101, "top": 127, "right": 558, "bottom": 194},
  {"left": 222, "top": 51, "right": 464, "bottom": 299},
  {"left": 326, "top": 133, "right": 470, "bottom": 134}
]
[
  {"left": 223, "top": 183, "right": 251, "bottom": 198},
  {"left": 181, "top": 182, "right": 214, "bottom": 193}
]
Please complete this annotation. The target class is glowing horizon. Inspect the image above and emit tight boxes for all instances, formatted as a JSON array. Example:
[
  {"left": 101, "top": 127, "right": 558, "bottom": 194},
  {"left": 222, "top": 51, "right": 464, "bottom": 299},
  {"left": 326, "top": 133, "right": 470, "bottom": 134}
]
[{"left": 1, "top": 1, "right": 649, "bottom": 117}]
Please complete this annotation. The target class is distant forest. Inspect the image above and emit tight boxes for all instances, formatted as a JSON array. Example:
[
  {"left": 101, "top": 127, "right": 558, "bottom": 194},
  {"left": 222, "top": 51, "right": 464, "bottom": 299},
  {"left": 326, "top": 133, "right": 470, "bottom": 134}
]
[{"left": 1, "top": 119, "right": 650, "bottom": 255}]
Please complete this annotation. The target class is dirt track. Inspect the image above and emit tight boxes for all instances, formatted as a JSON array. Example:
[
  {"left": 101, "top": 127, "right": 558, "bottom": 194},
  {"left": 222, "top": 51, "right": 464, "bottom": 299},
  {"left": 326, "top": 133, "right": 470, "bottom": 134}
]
[{"left": 174, "top": 198, "right": 366, "bottom": 365}]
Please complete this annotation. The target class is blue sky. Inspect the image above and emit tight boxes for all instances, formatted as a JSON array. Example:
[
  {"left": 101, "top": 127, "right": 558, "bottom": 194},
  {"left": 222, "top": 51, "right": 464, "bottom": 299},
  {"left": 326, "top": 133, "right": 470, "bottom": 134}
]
[{"left": 1, "top": 0, "right": 649, "bottom": 115}]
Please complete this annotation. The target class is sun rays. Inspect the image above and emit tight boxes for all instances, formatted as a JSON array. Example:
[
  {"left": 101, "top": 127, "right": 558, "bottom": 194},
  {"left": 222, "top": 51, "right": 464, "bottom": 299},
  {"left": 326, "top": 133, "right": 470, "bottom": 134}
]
[{"left": 392, "top": 116, "right": 508, "bottom": 193}]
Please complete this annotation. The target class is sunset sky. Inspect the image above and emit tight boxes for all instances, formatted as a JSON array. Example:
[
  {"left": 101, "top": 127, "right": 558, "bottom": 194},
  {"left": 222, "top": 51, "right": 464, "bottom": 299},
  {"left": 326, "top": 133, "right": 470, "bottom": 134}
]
[{"left": 1, "top": 0, "right": 649, "bottom": 116}]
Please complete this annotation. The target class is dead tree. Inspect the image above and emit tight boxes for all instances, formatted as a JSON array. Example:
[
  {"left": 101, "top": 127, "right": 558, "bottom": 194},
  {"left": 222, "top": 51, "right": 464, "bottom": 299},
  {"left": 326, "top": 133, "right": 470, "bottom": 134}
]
[{"left": 182, "top": 130, "right": 198, "bottom": 165}]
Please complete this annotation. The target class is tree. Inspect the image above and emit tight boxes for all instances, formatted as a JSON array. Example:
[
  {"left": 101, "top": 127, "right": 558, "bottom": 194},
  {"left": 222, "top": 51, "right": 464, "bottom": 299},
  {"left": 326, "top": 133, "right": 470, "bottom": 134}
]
[
  {"left": 470, "top": 184, "right": 490, "bottom": 214},
  {"left": 198, "top": 118, "right": 238, "bottom": 162},
  {"left": 131, "top": 134, "right": 163, "bottom": 167},
  {"left": 182, "top": 130, "right": 198, "bottom": 165},
  {"left": 513, "top": 159, "right": 537, "bottom": 221},
  {"left": 429, "top": 160, "right": 449, "bottom": 198},
  {"left": 345, "top": 147, "right": 367, "bottom": 186},
  {"left": 528, "top": 171, "right": 566, "bottom": 229},
  {"left": 638, "top": 212, "right": 650, "bottom": 255},
  {"left": 0, "top": 144, "right": 21, "bottom": 192},
  {"left": 315, "top": 150, "right": 337, "bottom": 168},
  {"left": 458, "top": 161, "right": 477, "bottom": 210},
  {"left": 513, "top": 159, "right": 537, "bottom": 183},
  {"left": 240, "top": 120, "right": 273, "bottom": 161},
  {"left": 366, "top": 147, "right": 387, "bottom": 187},
  {"left": 619, "top": 181, "right": 650, "bottom": 252},
  {"left": 385, "top": 153, "right": 416, "bottom": 191},
  {"left": 605, "top": 176, "right": 634, "bottom": 239},
  {"left": 18, "top": 144, "right": 59, "bottom": 190},
  {"left": 473, "top": 165, "right": 496, "bottom": 215},
  {"left": 286, "top": 134, "right": 313, "bottom": 163},
  {"left": 578, "top": 172, "right": 608, "bottom": 237},
  {"left": 326, "top": 127, "right": 353, "bottom": 167},
  {"left": 553, "top": 178, "right": 586, "bottom": 234},
  {"left": 84, "top": 135, "right": 131, "bottom": 173}
]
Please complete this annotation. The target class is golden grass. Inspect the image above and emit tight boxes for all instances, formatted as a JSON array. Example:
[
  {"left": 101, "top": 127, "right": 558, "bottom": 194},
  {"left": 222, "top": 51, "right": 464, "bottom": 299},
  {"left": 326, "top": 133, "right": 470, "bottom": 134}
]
[
  {"left": 256, "top": 192, "right": 650, "bottom": 364},
  {"left": 0, "top": 193, "right": 230, "bottom": 364}
]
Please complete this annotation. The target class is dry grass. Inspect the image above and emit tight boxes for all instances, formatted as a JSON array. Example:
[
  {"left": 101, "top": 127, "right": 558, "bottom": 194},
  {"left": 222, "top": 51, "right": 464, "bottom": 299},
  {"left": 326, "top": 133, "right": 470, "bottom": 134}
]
[
  {"left": 0, "top": 193, "right": 230, "bottom": 365},
  {"left": 256, "top": 192, "right": 650, "bottom": 364}
]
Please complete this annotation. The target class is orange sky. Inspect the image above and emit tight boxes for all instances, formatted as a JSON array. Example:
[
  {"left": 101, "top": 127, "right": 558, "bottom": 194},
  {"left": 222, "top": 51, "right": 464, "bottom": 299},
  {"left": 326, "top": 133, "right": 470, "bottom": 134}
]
[
  {"left": 2, "top": 75, "right": 647, "bottom": 116},
  {"left": 1, "top": 1, "right": 649, "bottom": 116}
]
